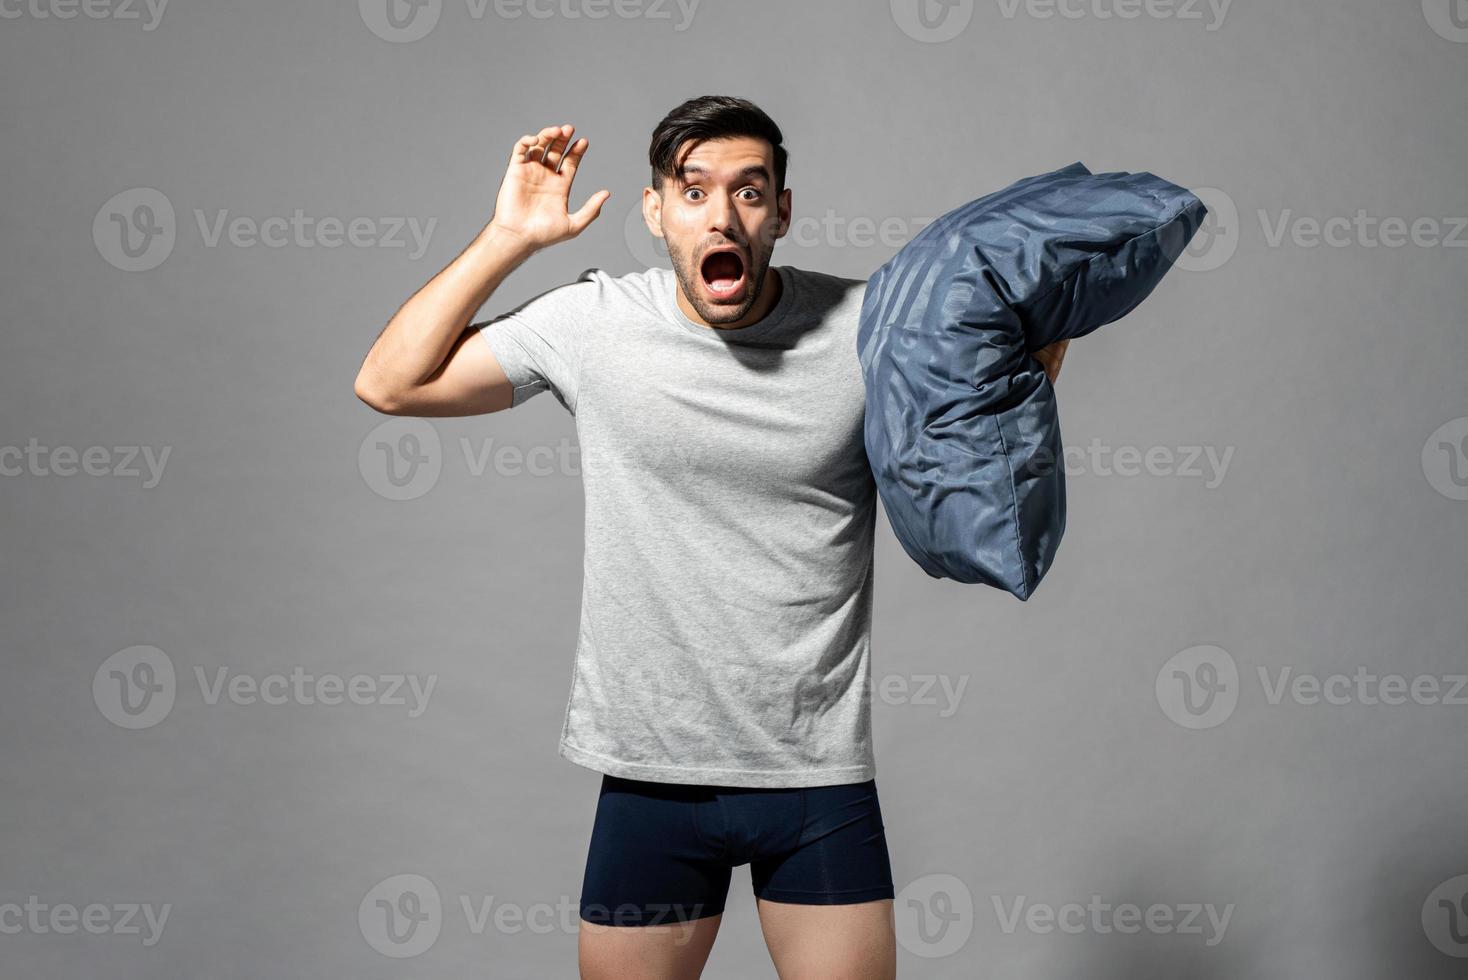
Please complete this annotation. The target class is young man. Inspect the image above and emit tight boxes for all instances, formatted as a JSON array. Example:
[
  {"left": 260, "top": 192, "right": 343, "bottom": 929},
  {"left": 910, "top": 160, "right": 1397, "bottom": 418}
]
[{"left": 354, "top": 96, "right": 1067, "bottom": 980}]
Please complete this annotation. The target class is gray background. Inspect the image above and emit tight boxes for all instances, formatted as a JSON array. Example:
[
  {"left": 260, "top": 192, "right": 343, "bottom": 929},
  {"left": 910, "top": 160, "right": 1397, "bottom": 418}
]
[{"left": 3, "top": 0, "right": 1466, "bottom": 976}]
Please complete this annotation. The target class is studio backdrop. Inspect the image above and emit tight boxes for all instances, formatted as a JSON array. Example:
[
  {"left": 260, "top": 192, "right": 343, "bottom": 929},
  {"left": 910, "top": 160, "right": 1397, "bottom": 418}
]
[{"left": 1, "top": 1, "right": 1466, "bottom": 977}]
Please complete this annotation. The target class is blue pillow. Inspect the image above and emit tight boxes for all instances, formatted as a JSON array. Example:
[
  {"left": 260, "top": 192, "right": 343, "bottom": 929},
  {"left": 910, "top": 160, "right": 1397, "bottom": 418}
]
[{"left": 857, "top": 163, "right": 1206, "bottom": 599}]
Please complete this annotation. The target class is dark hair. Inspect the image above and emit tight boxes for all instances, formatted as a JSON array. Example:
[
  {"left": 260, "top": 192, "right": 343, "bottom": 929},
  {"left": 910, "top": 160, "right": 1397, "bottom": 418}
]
[{"left": 648, "top": 95, "right": 788, "bottom": 196}]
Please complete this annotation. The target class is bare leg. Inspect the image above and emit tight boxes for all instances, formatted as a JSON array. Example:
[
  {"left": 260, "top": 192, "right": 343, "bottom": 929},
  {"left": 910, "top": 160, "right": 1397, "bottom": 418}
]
[
  {"left": 756, "top": 899, "right": 897, "bottom": 980},
  {"left": 579, "top": 914, "right": 723, "bottom": 980}
]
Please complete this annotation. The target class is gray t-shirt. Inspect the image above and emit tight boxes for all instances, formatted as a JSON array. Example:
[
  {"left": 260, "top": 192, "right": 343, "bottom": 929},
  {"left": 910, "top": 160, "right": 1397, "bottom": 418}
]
[{"left": 474, "top": 264, "right": 876, "bottom": 788}]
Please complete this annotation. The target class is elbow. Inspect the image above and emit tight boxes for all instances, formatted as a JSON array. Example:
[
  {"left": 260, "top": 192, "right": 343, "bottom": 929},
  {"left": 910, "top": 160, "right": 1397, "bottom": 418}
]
[{"left": 354, "top": 372, "right": 408, "bottom": 415}]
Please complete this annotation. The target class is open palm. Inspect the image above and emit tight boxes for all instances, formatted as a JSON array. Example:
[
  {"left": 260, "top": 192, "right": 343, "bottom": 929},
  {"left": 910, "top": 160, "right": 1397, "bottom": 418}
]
[{"left": 492, "top": 123, "right": 610, "bottom": 250}]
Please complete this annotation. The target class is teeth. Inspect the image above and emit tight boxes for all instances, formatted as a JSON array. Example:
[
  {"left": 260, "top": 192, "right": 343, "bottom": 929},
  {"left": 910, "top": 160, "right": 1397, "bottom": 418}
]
[{"left": 703, "top": 250, "right": 743, "bottom": 295}]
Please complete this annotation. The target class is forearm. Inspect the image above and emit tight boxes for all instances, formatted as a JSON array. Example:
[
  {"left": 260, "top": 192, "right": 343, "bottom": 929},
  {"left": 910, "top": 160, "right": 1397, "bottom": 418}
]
[
  {"left": 356, "top": 224, "right": 536, "bottom": 400},
  {"left": 355, "top": 122, "right": 607, "bottom": 414}
]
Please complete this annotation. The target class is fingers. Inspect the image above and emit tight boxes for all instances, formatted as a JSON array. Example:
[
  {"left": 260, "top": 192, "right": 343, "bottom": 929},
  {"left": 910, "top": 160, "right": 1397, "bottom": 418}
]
[
  {"left": 555, "top": 135, "right": 590, "bottom": 177},
  {"left": 511, "top": 125, "right": 564, "bottom": 164},
  {"left": 567, "top": 188, "right": 612, "bottom": 235},
  {"left": 536, "top": 124, "right": 572, "bottom": 168},
  {"left": 513, "top": 124, "right": 586, "bottom": 172},
  {"left": 511, "top": 128, "right": 553, "bottom": 164},
  {"left": 542, "top": 126, "right": 584, "bottom": 175}
]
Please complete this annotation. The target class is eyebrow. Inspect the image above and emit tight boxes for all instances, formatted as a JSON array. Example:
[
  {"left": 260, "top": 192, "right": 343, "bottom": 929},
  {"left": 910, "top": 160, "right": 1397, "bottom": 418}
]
[{"left": 676, "top": 163, "right": 771, "bottom": 186}]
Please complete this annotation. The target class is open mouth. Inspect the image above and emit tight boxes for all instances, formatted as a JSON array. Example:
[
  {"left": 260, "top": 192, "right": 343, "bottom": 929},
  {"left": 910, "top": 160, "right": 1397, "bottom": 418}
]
[{"left": 700, "top": 248, "right": 746, "bottom": 299}]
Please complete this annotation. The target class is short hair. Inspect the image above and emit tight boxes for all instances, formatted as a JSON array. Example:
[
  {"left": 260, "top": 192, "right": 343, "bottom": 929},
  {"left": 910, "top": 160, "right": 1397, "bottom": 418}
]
[{"left": 648, "top": 95, "right": 788, "bottom": 196}]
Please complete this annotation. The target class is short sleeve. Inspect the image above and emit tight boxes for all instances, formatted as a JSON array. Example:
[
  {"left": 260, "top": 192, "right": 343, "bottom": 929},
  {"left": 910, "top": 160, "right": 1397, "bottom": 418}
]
[{"left": 474, "top": 267, "right": 599, "bottom": 414}]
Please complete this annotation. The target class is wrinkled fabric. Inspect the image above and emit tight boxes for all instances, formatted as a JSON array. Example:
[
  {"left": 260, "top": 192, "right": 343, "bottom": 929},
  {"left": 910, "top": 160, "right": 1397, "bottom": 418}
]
[
  {"left": 857, "top": 163, "right": 1207, "bottom": 599},
  {"left": 475, "top": 266, "right": 879, "bottom": 787}
]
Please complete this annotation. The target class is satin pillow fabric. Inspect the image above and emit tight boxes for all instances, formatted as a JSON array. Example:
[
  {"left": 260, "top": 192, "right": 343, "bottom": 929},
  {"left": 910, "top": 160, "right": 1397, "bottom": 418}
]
[{"left": 857, "top": 163, "right": 1207, "bottom": 599}]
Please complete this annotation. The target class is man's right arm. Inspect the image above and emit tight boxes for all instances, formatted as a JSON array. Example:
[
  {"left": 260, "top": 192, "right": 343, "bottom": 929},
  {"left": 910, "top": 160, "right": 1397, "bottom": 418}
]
[{"left": 353, "top": 123, "right": 610, "bottom": 417}]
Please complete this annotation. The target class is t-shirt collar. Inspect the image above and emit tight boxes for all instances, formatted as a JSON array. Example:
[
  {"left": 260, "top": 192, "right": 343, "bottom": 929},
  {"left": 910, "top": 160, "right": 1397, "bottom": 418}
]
[{"left": 663, "top": 265, "right": 797, "bottom": 342}]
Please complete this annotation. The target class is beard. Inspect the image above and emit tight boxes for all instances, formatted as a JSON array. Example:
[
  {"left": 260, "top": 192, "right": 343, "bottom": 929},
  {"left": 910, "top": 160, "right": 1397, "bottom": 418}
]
[{"left": 667, "top": 235, "right": 773, "bottom": 326}]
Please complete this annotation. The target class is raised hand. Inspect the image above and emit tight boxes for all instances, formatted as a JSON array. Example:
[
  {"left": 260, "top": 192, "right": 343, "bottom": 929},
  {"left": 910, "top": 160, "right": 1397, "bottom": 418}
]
[{"left": 488, "top": 124, "right": 611, "bottom": 251}]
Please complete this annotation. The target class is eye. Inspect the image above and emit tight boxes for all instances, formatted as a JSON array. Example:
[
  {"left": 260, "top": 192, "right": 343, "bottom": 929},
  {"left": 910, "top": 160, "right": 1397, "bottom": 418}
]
[
  {"left": 738, "top": 188, "right": 762, "bottom": 201},
  {"left": 684, "top": 187, "right": 704, "bottom": 201}
]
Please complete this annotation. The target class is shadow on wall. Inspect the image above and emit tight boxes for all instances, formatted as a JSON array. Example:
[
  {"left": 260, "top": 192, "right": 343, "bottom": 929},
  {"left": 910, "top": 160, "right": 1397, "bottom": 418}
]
[
  {"left": 1047, "top": 816, "right": 1468, "bottom": 979},
  {"left": 1364, "top": 824, "right": 1468, "bottom": 979}
]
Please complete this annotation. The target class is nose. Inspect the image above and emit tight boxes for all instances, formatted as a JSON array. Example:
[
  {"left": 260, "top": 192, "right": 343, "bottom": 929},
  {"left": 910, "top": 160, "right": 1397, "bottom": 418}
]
[{"left": 706, "top": 190, "right": 738, "bottom": 236}]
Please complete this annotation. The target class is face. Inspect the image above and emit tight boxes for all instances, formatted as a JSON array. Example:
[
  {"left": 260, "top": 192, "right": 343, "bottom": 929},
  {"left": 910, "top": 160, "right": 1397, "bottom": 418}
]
[{"left": 643, "top": 136, "right": 791, "bottom": 327}]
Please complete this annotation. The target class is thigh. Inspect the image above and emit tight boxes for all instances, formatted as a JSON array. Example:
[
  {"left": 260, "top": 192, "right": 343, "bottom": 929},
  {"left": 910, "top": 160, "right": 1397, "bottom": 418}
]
[
  {"left": 579, "top": 915, "right": 723, "bottom": 980},
  {"left": 755, "top": 898, "right": 895, "bottom": 980},
  {"left": 578, "top": 775, "right": 732, "bottom": 979},
  {"left": 749, "top": 779, "right": 897, "bottom": 979}
]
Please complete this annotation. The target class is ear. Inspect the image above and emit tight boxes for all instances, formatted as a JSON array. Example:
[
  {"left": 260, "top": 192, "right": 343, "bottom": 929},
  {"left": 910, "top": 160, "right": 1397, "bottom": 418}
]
[
  {"left": 770, "top": 187, "right": 792, "bottom": 243},
  {"left": 642, "top": 187, "right": 664, "bottom": 239}
]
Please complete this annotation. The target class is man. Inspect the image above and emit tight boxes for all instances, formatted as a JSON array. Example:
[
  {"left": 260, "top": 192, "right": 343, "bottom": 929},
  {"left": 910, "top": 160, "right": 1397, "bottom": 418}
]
[{"left": 354, "top": 95, "right": 1067, "bottom": 980}]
